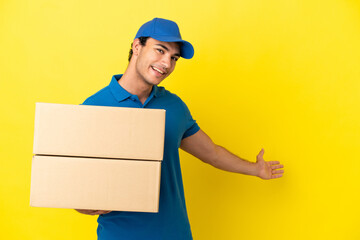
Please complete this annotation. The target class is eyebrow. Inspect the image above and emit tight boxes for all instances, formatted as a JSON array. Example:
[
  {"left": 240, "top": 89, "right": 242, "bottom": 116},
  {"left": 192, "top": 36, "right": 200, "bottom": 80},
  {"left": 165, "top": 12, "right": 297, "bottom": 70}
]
[{"left": 155, "top": 44, "right": 181, "bottom": 57}]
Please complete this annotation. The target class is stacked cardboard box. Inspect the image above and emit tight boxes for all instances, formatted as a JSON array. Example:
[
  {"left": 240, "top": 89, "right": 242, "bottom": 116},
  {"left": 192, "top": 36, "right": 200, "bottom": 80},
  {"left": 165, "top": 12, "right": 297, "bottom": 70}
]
[{"left": 30, "top": 103, "right": 166, "bottom": 212}]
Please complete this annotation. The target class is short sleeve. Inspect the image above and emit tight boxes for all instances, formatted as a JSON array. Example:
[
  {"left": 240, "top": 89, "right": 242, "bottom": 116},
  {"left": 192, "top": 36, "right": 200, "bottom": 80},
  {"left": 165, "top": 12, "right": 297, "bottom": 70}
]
[{"left": 181, "top": 100, "right": 200, "bottom": 139}]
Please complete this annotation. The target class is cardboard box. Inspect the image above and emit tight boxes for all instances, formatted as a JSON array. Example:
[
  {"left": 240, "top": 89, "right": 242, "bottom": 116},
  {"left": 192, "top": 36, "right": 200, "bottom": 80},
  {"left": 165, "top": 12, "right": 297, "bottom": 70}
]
[
  {"left": 30, "top": 155, "right": 161, "bottom": 212},
  {"left": 30, "top": 103, "right": 165, "bottom": 212},
  {"left": 33, "top": 103, "right": 165, "bottom": 160}
]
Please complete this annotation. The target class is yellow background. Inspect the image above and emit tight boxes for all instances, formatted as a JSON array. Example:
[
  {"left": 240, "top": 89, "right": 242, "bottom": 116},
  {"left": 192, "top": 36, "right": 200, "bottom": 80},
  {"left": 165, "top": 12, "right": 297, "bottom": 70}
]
[{"left": 1, "top": 0, "right": 360, "bottom": 239}]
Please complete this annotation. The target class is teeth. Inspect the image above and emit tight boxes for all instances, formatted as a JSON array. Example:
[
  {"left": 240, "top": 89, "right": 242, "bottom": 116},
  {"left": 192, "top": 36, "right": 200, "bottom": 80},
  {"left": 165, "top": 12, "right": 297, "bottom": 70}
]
[{"left": 152, "top": 66, "right": 164, "bottom": 74}]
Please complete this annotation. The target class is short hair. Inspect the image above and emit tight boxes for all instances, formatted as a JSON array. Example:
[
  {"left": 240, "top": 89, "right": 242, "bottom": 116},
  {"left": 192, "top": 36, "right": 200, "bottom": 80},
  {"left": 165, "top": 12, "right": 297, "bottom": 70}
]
[{"left": 128, "top": 37, "right": 149, "bottom": 62}]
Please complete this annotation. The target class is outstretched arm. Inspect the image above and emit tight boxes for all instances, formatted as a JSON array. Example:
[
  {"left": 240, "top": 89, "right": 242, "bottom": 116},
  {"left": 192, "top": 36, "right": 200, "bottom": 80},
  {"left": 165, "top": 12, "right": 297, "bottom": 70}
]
[{"left": 180, "top": 129, "right": 284, "bottom": 179}]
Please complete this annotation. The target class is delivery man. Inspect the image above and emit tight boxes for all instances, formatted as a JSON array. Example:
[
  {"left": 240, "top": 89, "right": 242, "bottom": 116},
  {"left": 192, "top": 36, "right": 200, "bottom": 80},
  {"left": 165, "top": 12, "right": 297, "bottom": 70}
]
[{"left": 76, "top": 18, "right": 284, "bottom": 240}]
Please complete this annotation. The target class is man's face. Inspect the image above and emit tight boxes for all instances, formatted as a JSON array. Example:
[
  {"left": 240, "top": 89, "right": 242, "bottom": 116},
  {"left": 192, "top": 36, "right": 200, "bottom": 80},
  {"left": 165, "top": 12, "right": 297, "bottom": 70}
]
[{"left": 134, "top": 38, "right": 181, "bottom": 86}]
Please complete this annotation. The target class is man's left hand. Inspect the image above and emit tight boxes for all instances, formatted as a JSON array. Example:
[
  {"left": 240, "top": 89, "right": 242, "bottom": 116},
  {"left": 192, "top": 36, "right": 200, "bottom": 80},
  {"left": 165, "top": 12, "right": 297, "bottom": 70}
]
[{"left": 256, "top": 149, "right": 284, "bottom": 180}]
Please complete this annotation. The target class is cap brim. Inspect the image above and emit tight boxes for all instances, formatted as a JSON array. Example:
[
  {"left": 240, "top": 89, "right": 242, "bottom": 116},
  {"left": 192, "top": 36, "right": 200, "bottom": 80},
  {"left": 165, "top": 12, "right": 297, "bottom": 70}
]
[{"left": 150, "top": 35, "right": 194, "bottom": 59}]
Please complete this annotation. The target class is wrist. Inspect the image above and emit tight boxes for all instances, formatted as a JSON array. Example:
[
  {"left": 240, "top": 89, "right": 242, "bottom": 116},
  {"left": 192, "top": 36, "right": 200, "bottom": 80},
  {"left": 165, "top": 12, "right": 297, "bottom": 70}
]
[{"left": 253, "top": 162, "right": 261, "bottom": 177}]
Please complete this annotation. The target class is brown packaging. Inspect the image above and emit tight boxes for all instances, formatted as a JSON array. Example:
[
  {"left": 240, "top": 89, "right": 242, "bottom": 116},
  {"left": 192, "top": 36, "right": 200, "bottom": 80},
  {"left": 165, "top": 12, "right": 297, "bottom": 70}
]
[{"left": 30, "top": 103, "right": 165, "bottom": 212}]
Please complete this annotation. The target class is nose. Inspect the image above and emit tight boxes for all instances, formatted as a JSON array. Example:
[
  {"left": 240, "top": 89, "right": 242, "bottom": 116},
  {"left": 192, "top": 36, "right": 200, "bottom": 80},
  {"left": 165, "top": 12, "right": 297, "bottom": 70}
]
[{"left": 160, "top": 55, "right": 171, "bottom": 70}]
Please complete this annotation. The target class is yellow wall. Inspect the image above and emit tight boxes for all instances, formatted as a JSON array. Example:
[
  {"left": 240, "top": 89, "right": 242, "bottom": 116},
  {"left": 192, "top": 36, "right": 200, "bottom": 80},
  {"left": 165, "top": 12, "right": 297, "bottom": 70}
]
[{"left": 1, "top": 0, "right": 359, "bottom": 239}]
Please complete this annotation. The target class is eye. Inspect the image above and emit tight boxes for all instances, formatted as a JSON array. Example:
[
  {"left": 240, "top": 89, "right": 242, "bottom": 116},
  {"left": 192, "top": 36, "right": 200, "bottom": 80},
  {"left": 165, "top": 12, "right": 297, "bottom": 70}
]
[
  {"left": 157, "top": 49, "right": 164, "bottom": 54},
  {"left": 171, "top": 57, "right": 179, "bottom": 62}
]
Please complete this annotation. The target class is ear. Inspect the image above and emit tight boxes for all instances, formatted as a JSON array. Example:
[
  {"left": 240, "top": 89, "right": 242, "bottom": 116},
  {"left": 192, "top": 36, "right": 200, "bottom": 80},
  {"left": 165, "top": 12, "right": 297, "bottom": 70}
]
[{"left": 132, "top": 38, "right": 142, "bottom": 57}]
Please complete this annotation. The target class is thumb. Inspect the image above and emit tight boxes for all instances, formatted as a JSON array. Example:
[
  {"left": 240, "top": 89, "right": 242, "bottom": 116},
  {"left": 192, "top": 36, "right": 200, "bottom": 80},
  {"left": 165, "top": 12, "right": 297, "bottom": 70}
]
[{"left": 257, "top": 148, "right": 265, "bottom": 162}]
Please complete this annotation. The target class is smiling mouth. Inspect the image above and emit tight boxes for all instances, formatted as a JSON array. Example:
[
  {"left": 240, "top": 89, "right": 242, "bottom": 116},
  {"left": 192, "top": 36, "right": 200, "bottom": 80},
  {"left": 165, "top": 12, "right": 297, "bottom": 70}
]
[{"left": 151, "top": 66, "right": 166, "bottom": 75}]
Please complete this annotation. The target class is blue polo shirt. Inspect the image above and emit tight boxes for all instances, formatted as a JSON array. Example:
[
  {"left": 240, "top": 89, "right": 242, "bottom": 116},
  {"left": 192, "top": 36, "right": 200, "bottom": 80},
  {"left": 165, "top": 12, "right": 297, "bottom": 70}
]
[{"left": 82, "top": 74, "right": 200, "bottom": 240}]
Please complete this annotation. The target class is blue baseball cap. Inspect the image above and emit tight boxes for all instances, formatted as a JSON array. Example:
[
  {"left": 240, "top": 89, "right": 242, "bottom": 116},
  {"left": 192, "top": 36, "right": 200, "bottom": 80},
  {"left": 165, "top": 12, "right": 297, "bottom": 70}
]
[{"left": 134, "top": 18, "right": 194, "bottom": 59}]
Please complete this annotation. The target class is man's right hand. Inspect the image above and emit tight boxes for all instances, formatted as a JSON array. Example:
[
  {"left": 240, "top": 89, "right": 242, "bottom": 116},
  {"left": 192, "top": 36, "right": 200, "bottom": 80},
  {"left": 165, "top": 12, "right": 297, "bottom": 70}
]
[{"left": 75, "top": 209, "right": 112, "bottom": 215}]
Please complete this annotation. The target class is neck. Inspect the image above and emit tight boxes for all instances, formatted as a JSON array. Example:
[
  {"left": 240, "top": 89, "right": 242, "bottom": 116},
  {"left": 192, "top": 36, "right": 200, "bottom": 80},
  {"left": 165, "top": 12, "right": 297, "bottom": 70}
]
[{"left": 118, "top": 64, "right": 153, "bottom": 104}]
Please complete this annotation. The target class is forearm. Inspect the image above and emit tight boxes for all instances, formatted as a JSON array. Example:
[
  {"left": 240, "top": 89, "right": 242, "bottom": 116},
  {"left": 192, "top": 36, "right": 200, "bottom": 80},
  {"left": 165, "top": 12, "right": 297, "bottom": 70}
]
[
  {"left": 181, "top": 130, "right": 283, "bottom": 180},
  {"left": 209, "top": 145, "right": 259, "bottom": 176}
]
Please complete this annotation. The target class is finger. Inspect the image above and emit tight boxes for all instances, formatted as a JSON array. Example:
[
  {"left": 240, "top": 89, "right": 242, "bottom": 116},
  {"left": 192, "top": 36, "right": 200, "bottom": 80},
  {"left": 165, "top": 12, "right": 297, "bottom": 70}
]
[
  {"left": 98, "top": 211, "right": 111, "bottom": 214},
  {"left": 271, "top": 174, "right": 283, "bottom": 179},
  {"left": 271, "top": 164, "right": 284, "bottom": 169},
  {"left": 258, "top": 148, "right": 264, "bottom": 156},
  {"left": 268, "top": 161, "right": 280, "bottom": 165},
  {"left": 93, "top": 210, "right": 105, "bottom": 215},
  {"left": 257, "top": 148, "right": 265, "bottom": 161},
  {"left": 272, "top": 170, "right": 284, "bottom": 174},
  {"left": 85, "top": 210, "right": 99, "bottom": 215},
  {"left": 75, "top": 209, "right": 94, "bottom": 214},
  {"left": 94, "top": 210, "right": 111, "bottom": 215}
]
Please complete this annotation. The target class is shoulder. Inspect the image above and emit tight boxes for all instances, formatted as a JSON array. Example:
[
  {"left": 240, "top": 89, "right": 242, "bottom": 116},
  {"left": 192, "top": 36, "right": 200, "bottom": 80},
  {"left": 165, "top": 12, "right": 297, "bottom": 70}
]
[
  {"left": 82, "top": 85, "right": 114, "bottom": 106},
  {"left": 156, "top": 86, "right": 190, "bottom": 111},
  {"left": 157, "top": 86, "right": 185, "bottom": 103}
]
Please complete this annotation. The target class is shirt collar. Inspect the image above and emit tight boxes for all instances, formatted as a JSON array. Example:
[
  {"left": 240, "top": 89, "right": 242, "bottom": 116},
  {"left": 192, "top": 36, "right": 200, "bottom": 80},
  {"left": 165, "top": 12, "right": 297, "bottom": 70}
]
[
  {"left": 110, "top": 74, "right": 132, "bottom": 102},
  {"left": 109, "top": 74, "right": 160, "bottom": 102}
]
